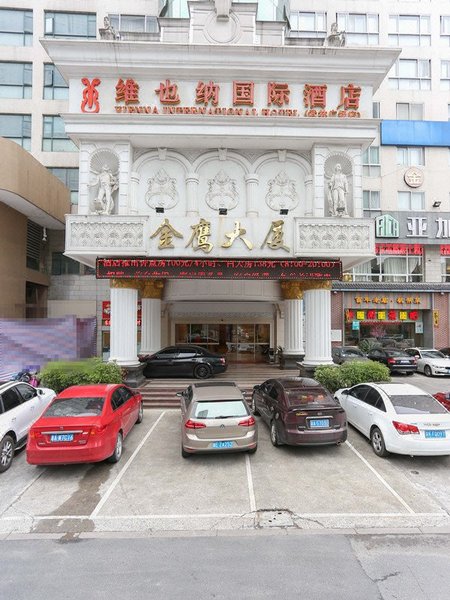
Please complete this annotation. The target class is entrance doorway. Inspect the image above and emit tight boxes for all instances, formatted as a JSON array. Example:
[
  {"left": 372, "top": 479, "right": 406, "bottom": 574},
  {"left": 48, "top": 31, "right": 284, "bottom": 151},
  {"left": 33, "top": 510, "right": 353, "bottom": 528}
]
[{"left": 175, "top": 323, "right": 271, "bottom": 363}]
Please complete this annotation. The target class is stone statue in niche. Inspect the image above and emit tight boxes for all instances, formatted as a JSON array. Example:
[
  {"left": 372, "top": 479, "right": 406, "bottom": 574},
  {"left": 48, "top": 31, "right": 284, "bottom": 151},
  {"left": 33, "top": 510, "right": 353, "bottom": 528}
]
[
  {"left": 265, "top": 171, "right": 298, "bottom": 212},
  {"left": 89, "top": 165, "right": 119, "bottom": 215},
  {"left": 327, "top": 163, "right": 349, "bottom": 217},
  {"left": 99, "top": 16, "right": 120, "bottom": 40},
  {"left": 326, "top": 22, "right": 346, "bottom": 47},
  {"left": 145, "top": 168, "right": 178, "bottom": 210},
  {"left": 205, "top": 170, "right": 238, "bottom": 210}
]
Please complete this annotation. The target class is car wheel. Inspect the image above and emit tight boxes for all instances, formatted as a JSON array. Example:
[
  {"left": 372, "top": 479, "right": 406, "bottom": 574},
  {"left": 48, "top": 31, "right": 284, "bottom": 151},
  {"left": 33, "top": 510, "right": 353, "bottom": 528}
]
[
  {"left": 107, "top": 432, "right": 123, "bottom": 463},
  {"left": 181, "top": 445, "right": 191, "bottom": 459},
  {"left": 0, "top": 435, "right": 15, "bottom": 473},
  {"left": 194, "top": 364, "right": 211, "bottom": 379},
  {"left": 270, "top": 421, "right": 281, "bottom": 447},
  {"left": 247, "top": 445, "right": 257, "bottom": 454},
  {"left": 370, "top": 427, "right": 388, "bottom": 458},
  {"left": 251, "top": 395, "right": 260, "bottom": 416},
  {"left": 424, "top": 365, "right": 432, "bottom": 377},
  {"left": 136, "top": 402, "right": 144, "bottom": 424}
]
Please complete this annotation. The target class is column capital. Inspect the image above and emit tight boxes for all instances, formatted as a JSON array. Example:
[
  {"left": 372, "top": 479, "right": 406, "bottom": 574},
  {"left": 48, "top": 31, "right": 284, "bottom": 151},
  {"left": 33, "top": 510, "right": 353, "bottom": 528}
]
[
  {"left": 301, "top": 280, "right": 332, "bottom": 292},
  {"left": 138, "top": 279, "right": 165, "bottom": 299},
  {"left": 245, "top": 173, "right": 259, "bottom": 184},
  {"left": 110, "top": 278, "right": 141, "bottom": 290},
  {"left": 280, "top": 281, "right": 304, "bottom": 300},
  {"left": 186, "top": 172, "right": 199, "bottom": 184}
]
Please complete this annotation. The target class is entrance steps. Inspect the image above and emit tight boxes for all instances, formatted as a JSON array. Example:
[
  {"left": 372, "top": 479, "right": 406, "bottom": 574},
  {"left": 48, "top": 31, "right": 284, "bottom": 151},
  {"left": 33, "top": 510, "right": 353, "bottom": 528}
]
[{"left": 138, "top": 363, "right": 294, "bottom": 408}]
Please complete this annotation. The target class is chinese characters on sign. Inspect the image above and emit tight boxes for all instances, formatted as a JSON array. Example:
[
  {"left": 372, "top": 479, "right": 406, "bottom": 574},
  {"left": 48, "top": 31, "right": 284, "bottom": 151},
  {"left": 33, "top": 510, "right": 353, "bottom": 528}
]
[
  {"left": 354, "top": 296, "right": 421, "bottom": 305},
  {"left": 96, "top": 257, "right": 342, "bottom": 281},
  {"left": 345, "top": 309, "right": 419, "bottom": 322},
  {"left": 81, "top": 78, "right": 363, "bottom": 119}
]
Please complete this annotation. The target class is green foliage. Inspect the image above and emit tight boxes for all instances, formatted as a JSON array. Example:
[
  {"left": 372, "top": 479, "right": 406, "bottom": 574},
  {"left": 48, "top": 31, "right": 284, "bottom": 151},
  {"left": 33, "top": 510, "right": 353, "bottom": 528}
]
[
  {"left": 39, "top": 358, "right": 122, "bottom": 393},
  {"left": 314, "top": 360, "right": 390, "bottom": 393}
]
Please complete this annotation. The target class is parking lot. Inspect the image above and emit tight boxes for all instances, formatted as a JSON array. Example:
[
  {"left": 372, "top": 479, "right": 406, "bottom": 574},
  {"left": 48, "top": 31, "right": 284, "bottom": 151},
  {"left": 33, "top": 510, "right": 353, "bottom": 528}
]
[{"left": 1, "top": 373, "right": 450, "bottom": 537}]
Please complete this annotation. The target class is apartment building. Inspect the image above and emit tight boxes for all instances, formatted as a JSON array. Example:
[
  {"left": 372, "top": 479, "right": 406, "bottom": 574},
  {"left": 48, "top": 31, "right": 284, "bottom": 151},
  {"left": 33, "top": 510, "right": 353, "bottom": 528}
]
[{"left": 1, "top": 0, "right": 450, "bottom": 360}]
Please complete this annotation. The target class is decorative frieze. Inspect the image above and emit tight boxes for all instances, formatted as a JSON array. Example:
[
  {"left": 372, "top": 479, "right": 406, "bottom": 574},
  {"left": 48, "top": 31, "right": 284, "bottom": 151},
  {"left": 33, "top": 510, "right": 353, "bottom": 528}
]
[
  {"left": 296, "top": 219, "right": 373, "bottom": 255},
  {"left": 67, "top": 216, "right": 145, "bottom": 251}
]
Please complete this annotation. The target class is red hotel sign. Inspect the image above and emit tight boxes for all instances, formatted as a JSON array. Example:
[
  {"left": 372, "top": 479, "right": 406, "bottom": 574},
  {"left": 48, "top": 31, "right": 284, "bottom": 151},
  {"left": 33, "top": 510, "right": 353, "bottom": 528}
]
[{"left": 96, "top": 257, "right": 342, "bottom": 281}]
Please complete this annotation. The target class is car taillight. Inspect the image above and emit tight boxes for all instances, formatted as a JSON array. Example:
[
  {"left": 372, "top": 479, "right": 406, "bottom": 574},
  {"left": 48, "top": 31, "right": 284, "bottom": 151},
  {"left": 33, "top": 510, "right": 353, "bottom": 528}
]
[
  {"left": 185, "top": 419, "right": 206, "bottom": 429},
  {"left": 392, "top": 421, "right": 420, "bottom": 435},
  {"left": 238, "top": 416, "right": 255, "bottom": 427},
  {"left": 29, "top": 430, "right": 44, "bottom": 441},
  {"left": 90, "top": 425, "right": 106, "bottom": 436},
  {"left": 219, "top": 357, "right": 226, "bottom": 365},
  {"left": 387, "top": 358, "right": 396, "bottom": 364}
]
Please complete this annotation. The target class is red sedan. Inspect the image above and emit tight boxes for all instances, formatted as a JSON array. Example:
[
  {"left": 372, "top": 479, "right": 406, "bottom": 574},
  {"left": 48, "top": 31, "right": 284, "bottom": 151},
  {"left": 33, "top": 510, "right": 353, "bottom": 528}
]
[
  {"left": 27, "top": 384, "right": 143, "bottom": 466},
  {"left": 433, "top": 392, "right": 450, "bottom": 412}
]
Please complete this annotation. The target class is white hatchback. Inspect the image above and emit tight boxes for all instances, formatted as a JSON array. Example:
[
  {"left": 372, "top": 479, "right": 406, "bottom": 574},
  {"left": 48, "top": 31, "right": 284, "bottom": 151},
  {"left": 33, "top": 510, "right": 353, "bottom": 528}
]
[
  {"left": 334, "top": 382, "right": 450, "bottom": 457},
  {"left": 0, "top": 381, "right": 56, "bottom": 472}
]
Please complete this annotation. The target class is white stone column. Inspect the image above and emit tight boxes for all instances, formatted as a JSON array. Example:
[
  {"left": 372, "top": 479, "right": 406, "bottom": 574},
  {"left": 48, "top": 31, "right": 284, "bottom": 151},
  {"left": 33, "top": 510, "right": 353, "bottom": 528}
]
[
  {"left": 109, "top": 280, "right": 140, "bottom": 366},
  {"left": 280, "top": 282, "right": 304, "bottom": 355},
  {"left": 305, "top": 176, "right": 313, "bottom": 216},
  {"left": 139, "top": 280, "right": 164, "bottom": 354},
  {"left": 129, "top": 171, "right": 140, "bottom": 214},
  {"left": 186, "top": 173, "right": 199, "bottom": 216},
  {"left": 303, "top": 281, "right": 333, "bottom": 366},
  {"left": 245, "top": 174, "right": 259, "bottom": 217}
]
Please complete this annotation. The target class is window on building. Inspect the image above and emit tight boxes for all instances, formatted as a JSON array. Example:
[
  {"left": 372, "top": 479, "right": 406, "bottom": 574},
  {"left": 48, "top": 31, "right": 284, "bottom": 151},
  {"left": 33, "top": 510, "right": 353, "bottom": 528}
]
[
  {"left": 396, "top": 102, "right": 423, "bottom": 120},
  {"left": 441, "top": 16, "right": 450, "bottom": 45},
  {"left": 441, "top": 60, "right": 450, "bottom": 90},
  {"left": 398, "top": 191, "right": 425, "bottom": 211},
  {"left": 363, "top": 191, "right": 381, "bottom": 215},
  {"left": 352, "top": 254, "right": 423, "bottom": 283},
  {"left": 43, "top": 64, "right": 68, "bottom": 100},
  {"left": 44, "top": 12, "right": 96, "bottom": 38},
  {"left": 288, "top": 11, "right": 326, "bottom": 38},
  {"left": 0, "top": 62, "right": 32, "bottom": 99},
  {"left": 108, "top": 14, "right": 159, "bottom": 33},
  {"left": 363, "top": 147, "right": 380, "bottom": 176},
  {"left": 336, "top": 13, "right": 379, "bottom": 45},
  {"left": 0, "top": 113, "right": 31, "bottom": 150},
  {"left": 26, "top": 220, "right": 43, "bottom": 271},
  {"left": 42, "top": 116, "right": 76, "bottom": 152},
  {"left": 159, "top": 0, "right": 190, "bottom": 19},
  {"left": 0, "top": 9, "right": 33, "bottom": 46},
  {"left": 389, "top": 59, "right": 431, "bottom": 90},
  {"left": 48, "top": 167, "right": 79, "bottom": 204},
  {"left": 388, "top": 15, "right": 430, "bottom": 46},
  {"left": 396, "top": 147, "right": 425, "bottom": 166},
  {"left": 51, "top": 252, "right": 80, "bottom": 275},
  {"left": 372, "top": 102, "right": 380, "bottom": 118}
]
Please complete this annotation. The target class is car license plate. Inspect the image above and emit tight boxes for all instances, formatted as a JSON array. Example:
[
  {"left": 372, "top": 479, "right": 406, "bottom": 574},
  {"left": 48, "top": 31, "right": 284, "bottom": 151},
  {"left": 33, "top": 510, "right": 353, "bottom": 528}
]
[
  {"left": 425, "top": 430, "right": 446, "bottom": 439},
  {"left": 212, "top": 441, "right": 233, "bottom": 449},
  {"left": 309, "top": 419, "right": 330, "bottom": 428},
  {"left": 399, "top": 361, "right": 409, "bottom": 364},
  {"left": 50, "top": 434, "right": 74, "bottom": 442}
]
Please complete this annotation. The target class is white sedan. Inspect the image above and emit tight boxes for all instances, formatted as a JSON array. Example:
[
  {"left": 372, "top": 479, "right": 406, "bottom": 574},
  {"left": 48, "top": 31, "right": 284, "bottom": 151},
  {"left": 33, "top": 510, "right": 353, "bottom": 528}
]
[
  {"left": 0, "top": 381, "right": 55, "bottom": 472},
  {"left": 334, "top": 382, "right": 450, "bottom": 457},
  {"left": 405, "top": 348, "right": 450, "bottom": 377}
]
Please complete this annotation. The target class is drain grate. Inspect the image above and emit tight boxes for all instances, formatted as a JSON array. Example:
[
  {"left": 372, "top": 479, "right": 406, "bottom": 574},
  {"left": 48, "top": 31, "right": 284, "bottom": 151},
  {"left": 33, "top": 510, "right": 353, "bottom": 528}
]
[{"left": 256, "top": 509, "right": 295, "bottom": 528}]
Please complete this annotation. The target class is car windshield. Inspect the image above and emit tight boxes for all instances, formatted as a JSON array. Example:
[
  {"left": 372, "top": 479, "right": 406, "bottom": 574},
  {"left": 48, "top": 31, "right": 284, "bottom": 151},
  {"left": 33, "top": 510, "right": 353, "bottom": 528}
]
[
  {"left": 390, "top": 394, "right": 447, "bottom": 415},
  {"left": 422, "top": 350, "right": 445, "bottom": 359},
  {"left": 44, "top": 396, "right": 105, "bottom": 417},
  {"left": 286, "top": 390, "right": 337, "bottom": 408},
  {"left": 193, "top": 400, "right": 248, "bottom": 419}
]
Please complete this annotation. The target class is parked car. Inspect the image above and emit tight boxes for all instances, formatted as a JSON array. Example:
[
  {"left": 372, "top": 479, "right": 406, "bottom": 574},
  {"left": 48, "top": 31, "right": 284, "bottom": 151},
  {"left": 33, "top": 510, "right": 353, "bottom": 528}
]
[
  {"left": 433, "top": 392, "right": 450, "bottom": 412},
  {"left": 27, "top": 384, "right": 143, "bottom": 466},
  {"left": 366, "top": 348, "right": 417, "bottom": 374},
  {"left": 251, "top": 378, "right": 347, "bottom": 447},
  {"left": 439, "top": 347, "right": 450, "bottom": 358},
  {"left": 140, "top": 344, "right": 227, "bottom": 379},
  {"left": 335, "top": 382, "right": 450, "bottom": 457},
  {"left": 0, "top": 381, "right": 56, "bottom": 472},
  {"left": 331, "top": 346, "right": 369, "bottom": 365},
  {"left": 179, "top": 381, "right": 257, "bottom": 457},
  {"left": 404, "top": 348, "right": 450, "bottom": 377}
]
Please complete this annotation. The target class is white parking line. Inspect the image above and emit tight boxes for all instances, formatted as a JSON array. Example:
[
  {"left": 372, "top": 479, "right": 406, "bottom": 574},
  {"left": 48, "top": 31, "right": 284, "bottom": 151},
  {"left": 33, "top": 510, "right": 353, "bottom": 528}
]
[
  {"left": 245, "top": 454, "right": 256, "bottom": 512},
  {"left": 90, "top": 411, "right": 166, "bottom": 519},
  {"left": 345, "top": 441, "right": 415, "bottom": 514}
]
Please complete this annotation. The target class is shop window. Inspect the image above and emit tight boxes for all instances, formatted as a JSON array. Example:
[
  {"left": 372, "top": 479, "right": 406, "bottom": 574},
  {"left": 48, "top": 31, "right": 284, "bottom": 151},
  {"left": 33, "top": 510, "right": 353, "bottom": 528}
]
[
  {"left": 0, "top": 9, "right": 33, "bottom": 46},
  {"left": 388, "top": 15, "right": 430, "bottom": 47},
  {"left": 48, "top": 167, "right": 78, "bottom": 204},
  {"left": 288, "top": 11, "right": 326, "bottom": 38},
  {"left": 396, "top": 147, "right": 425, "bottom": 166},
  {"left": 389, "top": 59, "right": 431, "bottom": 91},
  {"left": 362, "top": 146, "right": 380, "bottom": 176},
  {"left": 42, "top": 115, "right": 77, "bottom": 152},
  {"left": 396, "top": 102, "right": 423, "bottom": 120},
  {"left": 43, "top": 64, "right": 68, "bottom": 100},
  {"left": 0, "top": 62, "right": 32, "bottom": 99},
  {"left": 51, "top": 252, "right": 80, "bottom": 275},
  {"left": 398, "top": 191, "right": 425, "bottom": 211},
  {"left": 0, "top": 113, "right": 31, "bottom": 150},
  {"left": 336, "top": 13, "right": 379, "bottom": 45},
  {"left": 44, "top": 12, "right": 96, "bottom": 39},
  {"left": 441, "top": 257, "right": 450, "bottom": 282}
]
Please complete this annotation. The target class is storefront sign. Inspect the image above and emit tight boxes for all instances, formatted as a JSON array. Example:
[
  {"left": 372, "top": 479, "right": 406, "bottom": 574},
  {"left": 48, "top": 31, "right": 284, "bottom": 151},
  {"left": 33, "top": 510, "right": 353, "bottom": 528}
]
[
  {"left": 375, "top": 243, "right": 423, "bottom": 255},
  {"left": 80, "top": 78, "right": 363, "bottom": 119},
  {"left": 96, "top": 257, "right": 342, "bottom": 281},
  {"left": 345, "top": 309, "right": 419, "bottom": 322},
  {"left": 345, "top": 292, "right": 430, "bottom": 310},
  {"left": 375, "top": 213, "right": 450, "bottom": 242}
]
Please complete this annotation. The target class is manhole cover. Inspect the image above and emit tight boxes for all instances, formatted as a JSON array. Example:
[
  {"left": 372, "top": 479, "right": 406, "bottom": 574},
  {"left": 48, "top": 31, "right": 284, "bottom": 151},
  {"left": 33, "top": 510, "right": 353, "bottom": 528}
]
[{"left": 256, "top": 510, "right": 294, "bottom": 528}]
